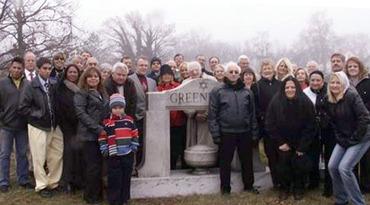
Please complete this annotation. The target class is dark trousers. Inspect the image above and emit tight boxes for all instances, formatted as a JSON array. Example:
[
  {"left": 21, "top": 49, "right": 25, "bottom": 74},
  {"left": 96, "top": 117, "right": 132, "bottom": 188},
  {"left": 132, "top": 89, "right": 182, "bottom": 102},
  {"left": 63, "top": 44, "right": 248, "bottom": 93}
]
[
  {"left": 263, "top": 138, "right": 279, "bottom": 187},
  {"left": 135, "top": 119, "right": 144, "bottom": 166},
  {"left": 83, "top": 141, "right": 103, "bottom": 202},
  {"left": 322, "top": 134, "right": 336, "bottom": 192},
  {"left": 170, "top": 125, "right": 186, "bottom": 170},
  {"left": 307, "top": 136, "right": 321, "bottom": 186},
  {"left": 360, "top": 148, "right": 370, "bottom": 192},
  {"left": 220, "top": 133, "right": 254, "bottom": 191},
  {"left": 108, "top": 153, "right": 134, "bottom": 205},
  {"left": 62, "top": 134, "right": 84, "bottom": 187},
  {"left": 277, "top": 150, "right": 305, "bottom": 191}
]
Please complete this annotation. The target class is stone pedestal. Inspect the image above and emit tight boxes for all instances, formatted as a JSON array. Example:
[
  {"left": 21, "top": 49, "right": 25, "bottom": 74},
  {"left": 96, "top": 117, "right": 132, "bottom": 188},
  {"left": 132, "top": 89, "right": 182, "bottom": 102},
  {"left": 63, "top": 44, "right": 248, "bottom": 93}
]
[
  {"left": 131, "top": 169, "right": 273, "bottom": 199},
  {"left": 137, "top": 110, "right": 170, "bottom": 177}
]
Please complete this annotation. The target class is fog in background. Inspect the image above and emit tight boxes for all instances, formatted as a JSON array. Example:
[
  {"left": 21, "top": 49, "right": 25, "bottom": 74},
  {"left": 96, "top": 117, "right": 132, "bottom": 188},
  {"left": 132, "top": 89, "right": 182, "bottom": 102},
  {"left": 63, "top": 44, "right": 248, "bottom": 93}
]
[{"left": 1, "top": 0, "right": 370, "bottom": 75}]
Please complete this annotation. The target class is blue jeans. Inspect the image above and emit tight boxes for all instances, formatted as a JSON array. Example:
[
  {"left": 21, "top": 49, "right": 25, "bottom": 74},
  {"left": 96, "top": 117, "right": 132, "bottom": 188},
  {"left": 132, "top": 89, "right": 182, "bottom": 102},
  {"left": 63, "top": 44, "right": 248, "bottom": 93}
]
[
  {"left": 0, "top": 129, "right": 29, "bottom": 186},
  {"left": 329, "top": 139, "right": 370, "bottom": 205}
]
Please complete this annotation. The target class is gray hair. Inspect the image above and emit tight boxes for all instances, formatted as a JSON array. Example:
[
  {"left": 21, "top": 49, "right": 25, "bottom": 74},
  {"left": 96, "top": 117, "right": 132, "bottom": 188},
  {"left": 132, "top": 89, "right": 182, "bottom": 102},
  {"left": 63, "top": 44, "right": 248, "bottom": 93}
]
[
  {"left": 188, "top": 61, "right": 202, "bottom": 72},
  {"left": 112, "top": 62, "right": 128, "bottom": 73},
  {"left": 225, "top": 62, "right": 241, "bottom": 73},
  {"left": 306, "top": 60, "right": 318, "bottom": 68},
  {"left": 100, "top": 63, "right": 112, "bottom": 71},
  {"left": 238, "top": 55, "right": 250, "bottom": 63}
]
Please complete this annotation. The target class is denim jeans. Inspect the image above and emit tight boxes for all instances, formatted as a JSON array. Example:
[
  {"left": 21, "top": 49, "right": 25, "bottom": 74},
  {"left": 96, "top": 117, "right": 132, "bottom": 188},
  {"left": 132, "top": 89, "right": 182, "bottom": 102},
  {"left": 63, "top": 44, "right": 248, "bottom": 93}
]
[
  {"left": 329, "top": 139, "right": 370, "bottom": 205},
  {"left": 0, "top": 129, "right": 29, "bottom": 186}
]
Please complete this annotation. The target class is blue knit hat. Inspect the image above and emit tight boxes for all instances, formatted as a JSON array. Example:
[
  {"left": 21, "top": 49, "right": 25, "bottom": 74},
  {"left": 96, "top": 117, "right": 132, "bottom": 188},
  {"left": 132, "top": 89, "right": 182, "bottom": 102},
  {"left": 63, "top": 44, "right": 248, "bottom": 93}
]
[{"left": 109, "top": 93, "right": 126, "bottom": 109}]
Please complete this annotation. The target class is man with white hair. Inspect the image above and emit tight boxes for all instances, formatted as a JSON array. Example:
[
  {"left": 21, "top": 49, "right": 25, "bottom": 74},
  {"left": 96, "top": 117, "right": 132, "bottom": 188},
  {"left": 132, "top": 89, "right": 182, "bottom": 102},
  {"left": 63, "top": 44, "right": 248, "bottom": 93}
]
[
  {"left": 238, "top": 55, "right": 251, "bottom": 72},
  {"left": 104, "top": 62, "right": 137, "bottom": 117},
  {"left": 183, "top": 61, "right": 216, "bottom": 84},
  {"left": 209, "top": 62, "right": 259, "bottom": 195},
  {"left": 24, "top": 51, "right": 37, "bottom": 81},
  {"left": 306, "top": 61, "right": 319, "bottom": 74}
]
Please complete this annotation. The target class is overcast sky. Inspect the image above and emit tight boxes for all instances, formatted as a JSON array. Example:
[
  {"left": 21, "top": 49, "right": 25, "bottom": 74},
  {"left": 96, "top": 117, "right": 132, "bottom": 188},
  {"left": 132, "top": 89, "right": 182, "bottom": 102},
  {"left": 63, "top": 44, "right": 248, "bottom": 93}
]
[{"left": 75, "top": 0, "right": 370, "bottom": 45}]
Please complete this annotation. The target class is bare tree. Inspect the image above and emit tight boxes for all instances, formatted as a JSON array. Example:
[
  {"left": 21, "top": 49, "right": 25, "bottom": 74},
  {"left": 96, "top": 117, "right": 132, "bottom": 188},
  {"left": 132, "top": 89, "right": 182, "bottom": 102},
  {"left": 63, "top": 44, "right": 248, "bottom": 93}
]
[
  {"left": 80, "top": 31, "right": 117, "bottom": 64},
  {"left": 0, "top": 0, "right": 77, "bottom": 66},
  {"left": 174, "top": 29, "right": 243, "bottom": 64},
  {"left": 249, "top": 31, "right": 273, "bottom": 60},
  {"left": 173, "top": 29, "right": 213, "bottom": 60},
  {"left": 105, "top": 11, "right": 176, "bottom": 60},
  {"left": 290, "top": 10, "right": 336, "bottom": 67},
  {"left": 339, "top": 33, "right": 370, "bottom": 66}
]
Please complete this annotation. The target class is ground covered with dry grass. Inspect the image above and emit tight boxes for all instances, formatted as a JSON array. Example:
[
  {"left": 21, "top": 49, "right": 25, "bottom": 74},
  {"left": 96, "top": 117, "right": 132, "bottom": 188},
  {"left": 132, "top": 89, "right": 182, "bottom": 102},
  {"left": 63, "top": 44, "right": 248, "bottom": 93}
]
[
  {"left": 2, "top": 182, "right": 370, "bottom": 205},
  {"left": 1, "top": 147, "right": 370, "bottom": 205}
]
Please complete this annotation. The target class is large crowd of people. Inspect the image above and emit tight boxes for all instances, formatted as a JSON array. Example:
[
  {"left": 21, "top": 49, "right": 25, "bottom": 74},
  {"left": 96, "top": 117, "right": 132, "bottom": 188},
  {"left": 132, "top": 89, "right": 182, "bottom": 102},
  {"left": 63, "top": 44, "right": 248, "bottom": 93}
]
[{"left": 0, "top": 51, "right": 369, "bottom": 205}]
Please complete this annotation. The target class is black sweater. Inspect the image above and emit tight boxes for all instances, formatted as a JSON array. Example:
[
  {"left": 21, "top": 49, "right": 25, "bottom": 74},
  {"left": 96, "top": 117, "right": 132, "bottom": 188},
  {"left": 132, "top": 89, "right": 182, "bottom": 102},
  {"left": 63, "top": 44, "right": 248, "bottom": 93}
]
[{"left": 252, "top": 77, "right": 282, "bottom": 121}]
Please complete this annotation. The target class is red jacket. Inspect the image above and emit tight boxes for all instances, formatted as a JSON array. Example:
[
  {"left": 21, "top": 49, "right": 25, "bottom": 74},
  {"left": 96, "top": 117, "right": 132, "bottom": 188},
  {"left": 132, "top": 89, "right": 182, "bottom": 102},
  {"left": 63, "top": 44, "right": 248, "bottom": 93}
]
[{"left": 158, "top": 82, "right": 186, "bottom": 127}]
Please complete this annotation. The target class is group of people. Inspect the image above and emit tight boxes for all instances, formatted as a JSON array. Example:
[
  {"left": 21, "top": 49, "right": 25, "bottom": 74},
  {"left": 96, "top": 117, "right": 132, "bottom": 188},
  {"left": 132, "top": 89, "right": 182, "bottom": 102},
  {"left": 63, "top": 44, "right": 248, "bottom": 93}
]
[
  {"left": 208, "top": 53, "right": 370, "bottom": 205},
  {"left": 0, "top": 50, "right": 369, "bottom": 205}
]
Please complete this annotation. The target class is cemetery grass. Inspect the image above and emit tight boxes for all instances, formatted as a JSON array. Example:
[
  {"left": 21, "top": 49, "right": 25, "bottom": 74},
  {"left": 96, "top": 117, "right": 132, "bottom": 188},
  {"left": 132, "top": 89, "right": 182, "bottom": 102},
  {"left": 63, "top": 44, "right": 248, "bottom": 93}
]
[{"left": 2, "top": 145, "right": 370, "bottom": 205}]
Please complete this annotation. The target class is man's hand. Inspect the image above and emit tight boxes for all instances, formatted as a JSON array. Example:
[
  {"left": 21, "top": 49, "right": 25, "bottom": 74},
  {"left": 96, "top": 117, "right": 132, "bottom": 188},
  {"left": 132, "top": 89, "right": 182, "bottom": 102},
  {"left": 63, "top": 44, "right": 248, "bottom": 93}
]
[
  {"left": 195, "top": 113, "right": 207, "bottom": 122},
  {"left": 213, "top": 136, "right": 221, "bottom": 145},
  {"left": 296, "top": 151, "right": 304, "bottom": 156},
  {"left": 279, "top": 143, "right": 290, "bottom": 152}
]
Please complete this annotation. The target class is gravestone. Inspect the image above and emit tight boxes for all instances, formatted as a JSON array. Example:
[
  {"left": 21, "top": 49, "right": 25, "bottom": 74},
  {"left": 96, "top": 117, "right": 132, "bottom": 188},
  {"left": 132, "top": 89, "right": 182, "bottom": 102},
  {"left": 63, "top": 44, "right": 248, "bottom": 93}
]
[{"left": 138, "top": 78, "right": 266, "bottom": 177}]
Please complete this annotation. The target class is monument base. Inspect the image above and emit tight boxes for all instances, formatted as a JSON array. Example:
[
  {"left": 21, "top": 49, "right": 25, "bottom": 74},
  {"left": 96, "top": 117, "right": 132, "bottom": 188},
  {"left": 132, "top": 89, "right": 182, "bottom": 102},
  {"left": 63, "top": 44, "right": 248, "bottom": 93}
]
[{"left": 131, "top": 168, "right": 272, "bottom": 199}]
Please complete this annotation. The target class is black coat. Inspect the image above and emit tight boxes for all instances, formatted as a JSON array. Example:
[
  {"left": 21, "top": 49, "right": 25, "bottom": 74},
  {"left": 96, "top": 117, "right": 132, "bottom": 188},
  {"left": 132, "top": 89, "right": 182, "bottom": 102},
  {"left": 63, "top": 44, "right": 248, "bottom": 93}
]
[
  {"left": 265, "top": 94, "right": 316, "bottom": 152},
  {"left": 104, "top": 76, "right": 137, "bottom": 118},
  {"left": 355, "top": 77, "right": 370, "bottom": 111},
  {"left": 309, "top": 84, "right": 336, "bottom": 143},
  {"left": 208, "top": 78, "right": 258, "bottom": 139},
  {"left": 147, "top": 71, "right": 160, "bottom": 85},
  {"left": 74, "top": 90, "right": 108, "bottom": 141},
  {"left": 0, "top": 76, "right": 29, "bottom": 130},
  {"left": 55, "top": 80, "right": 79, "bottom": 137},
  {"left": 252, "top": 77, "right": 282, "bottom": 122},
  {"left": 18, "top": 77, "right": 57, "bottom": 131},
  {"left": 323, "top": 89, "right": 370, "bottom": 148}
]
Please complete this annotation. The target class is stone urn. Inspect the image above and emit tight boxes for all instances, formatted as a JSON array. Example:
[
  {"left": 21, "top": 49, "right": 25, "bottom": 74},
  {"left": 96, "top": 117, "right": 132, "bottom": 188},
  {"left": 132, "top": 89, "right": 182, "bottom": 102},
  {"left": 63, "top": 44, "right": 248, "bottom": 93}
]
[{"left": 184, "top": 145, "right": 218, "bottom": 175}]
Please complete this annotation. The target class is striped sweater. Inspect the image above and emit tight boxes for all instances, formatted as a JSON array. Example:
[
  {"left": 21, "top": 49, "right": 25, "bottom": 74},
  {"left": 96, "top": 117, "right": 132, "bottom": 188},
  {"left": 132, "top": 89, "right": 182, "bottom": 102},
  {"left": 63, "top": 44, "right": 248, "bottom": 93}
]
[{"left": 98, "top": 114, "right": 139, "bottom": 156}]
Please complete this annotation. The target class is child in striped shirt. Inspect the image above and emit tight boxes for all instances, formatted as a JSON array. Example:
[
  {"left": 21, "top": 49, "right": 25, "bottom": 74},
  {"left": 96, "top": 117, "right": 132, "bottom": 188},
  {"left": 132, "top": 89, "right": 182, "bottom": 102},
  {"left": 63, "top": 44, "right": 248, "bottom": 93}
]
[{"left": 99, "top": 93, "right": 139, "bottom": 205}]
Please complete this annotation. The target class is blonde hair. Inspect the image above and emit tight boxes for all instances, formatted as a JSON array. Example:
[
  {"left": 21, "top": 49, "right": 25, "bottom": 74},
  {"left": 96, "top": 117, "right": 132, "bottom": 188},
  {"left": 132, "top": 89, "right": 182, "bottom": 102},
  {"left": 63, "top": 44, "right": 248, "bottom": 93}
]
[
  {"left": 327, "top": 73, "right": 346, "bottom": 103},
  {"left": 213, "top": 64, "right": 225, "bottom": 75},
  {"left": 275, "top": 58, "right": 293, "bottom": 81},
  {"left": 259, "top": 59, "right": 275, "bottom": 76}
]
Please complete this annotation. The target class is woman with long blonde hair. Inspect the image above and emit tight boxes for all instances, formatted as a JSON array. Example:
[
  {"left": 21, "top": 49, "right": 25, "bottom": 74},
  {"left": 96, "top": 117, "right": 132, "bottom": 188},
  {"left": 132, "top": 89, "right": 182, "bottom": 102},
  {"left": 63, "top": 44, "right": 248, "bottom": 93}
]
[{"left": 323, "top": 71, "right": 370, "bottom": 205}]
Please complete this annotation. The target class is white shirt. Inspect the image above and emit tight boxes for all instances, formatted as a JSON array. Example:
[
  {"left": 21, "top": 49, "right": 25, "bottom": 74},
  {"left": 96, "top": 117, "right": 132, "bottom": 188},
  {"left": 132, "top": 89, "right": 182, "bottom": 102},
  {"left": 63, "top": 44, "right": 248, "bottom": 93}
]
[
  {"left": 117, "top": 85, "right": 124, "bottom": 96},
  {"left": 37, "top": 75, "right": 49, "bottom": 93},
  {"left": 24, "top": 69, "right": 36, "bottom": 81},
  {"left": 303, "top": 87, "right": 317, "bottom": 106}
]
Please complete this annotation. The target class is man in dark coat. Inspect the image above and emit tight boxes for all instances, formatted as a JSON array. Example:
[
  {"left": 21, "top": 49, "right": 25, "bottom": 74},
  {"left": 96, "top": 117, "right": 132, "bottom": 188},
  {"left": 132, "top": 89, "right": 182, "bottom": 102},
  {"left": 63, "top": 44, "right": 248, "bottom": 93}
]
[
  {"left": 18, "top": 57, "right": 64, "bottom": 198},
  {"left": 105, "top": 62, "right": 137, "bottom": 119},
  {"left": 147, "top": 57, "right": 161, "bottom": 85},
  {"left": 208, "top": 62, "right": 259, "bottom": 195},
  {"left": 0, "top": 57, "right": 33, "bottom": 193}
]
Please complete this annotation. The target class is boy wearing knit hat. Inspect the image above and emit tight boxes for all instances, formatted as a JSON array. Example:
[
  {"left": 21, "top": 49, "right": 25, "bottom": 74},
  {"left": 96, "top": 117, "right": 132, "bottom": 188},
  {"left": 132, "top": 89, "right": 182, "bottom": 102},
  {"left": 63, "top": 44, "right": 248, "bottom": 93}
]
[{"left": 98, "top": 93, "right": 139, "bottom": 205}]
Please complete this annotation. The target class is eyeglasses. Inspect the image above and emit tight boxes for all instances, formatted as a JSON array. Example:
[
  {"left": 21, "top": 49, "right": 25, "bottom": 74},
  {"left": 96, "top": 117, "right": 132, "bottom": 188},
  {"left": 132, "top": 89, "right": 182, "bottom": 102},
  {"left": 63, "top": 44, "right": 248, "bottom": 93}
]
[{"left": 228, "top": 70, "right": 239, "bottom": 74}]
